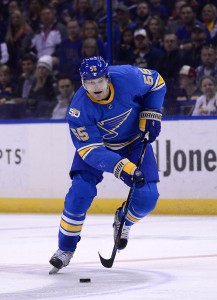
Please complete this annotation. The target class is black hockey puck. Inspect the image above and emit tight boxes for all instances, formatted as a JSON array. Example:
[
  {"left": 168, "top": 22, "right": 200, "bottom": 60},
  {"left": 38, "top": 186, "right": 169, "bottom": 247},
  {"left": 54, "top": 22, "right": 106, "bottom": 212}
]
[{"left": 80, "top": 278, "right": 91, "bottom": 283}]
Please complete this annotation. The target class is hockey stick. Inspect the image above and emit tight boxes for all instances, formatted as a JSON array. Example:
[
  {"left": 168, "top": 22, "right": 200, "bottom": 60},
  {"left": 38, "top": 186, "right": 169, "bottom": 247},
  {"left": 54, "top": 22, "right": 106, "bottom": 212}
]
[{"left": 98, "top": 133, "right": 149, "bottom": 268}]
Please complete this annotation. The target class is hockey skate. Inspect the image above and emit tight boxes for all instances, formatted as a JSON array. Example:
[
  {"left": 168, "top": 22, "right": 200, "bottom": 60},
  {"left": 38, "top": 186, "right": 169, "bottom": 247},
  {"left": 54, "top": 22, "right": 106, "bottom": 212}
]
[
  {"left": 113, "top": 204, "right": 131, "bottom": 250},
  {"left": 49, "top": 249, "right": 74, "bottom": 275}
]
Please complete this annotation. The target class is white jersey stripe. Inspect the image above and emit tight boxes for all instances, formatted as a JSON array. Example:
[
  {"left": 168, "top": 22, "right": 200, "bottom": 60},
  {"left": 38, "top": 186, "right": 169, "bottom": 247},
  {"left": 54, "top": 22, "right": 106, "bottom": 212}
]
[{"left": 61, "top": 214, "right": 84, "bottom": 225}]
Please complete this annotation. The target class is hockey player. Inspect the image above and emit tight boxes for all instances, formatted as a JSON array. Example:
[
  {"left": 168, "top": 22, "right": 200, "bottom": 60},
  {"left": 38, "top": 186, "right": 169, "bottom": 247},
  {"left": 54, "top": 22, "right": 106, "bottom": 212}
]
[{"left": 49, "top": 56, "right": 166, "bottom": 274}]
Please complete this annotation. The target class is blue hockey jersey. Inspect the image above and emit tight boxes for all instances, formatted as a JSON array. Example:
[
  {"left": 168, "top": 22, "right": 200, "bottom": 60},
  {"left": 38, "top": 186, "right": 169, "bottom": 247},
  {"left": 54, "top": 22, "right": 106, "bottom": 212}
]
[{"left": 67, "top": 65, "right": 166, "bottom": 177}]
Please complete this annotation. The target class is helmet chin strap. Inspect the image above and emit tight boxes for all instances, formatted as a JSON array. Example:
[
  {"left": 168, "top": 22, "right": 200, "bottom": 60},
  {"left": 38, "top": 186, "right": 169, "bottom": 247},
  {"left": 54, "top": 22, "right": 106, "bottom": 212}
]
[{"left": 81, "top": 79, "right": 86, "bottom": 89}]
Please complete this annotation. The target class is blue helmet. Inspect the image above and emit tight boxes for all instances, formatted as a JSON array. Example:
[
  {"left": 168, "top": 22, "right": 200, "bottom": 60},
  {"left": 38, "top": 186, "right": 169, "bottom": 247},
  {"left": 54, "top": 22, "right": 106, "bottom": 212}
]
[{"left": 79, "top": 56, "right": 109, "bottom": 81}]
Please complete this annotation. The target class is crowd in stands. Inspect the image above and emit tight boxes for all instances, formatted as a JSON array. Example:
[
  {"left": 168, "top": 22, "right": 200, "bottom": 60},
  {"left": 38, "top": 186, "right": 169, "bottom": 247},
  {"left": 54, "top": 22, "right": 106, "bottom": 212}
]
[{"left": 0, "top": 0, "right": 217, "bottom": 120}]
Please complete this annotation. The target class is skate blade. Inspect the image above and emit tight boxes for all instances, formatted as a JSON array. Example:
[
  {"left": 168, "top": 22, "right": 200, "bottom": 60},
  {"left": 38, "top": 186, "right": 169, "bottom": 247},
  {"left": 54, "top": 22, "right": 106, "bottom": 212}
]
[{"left": 49, "top": 267, "right": 60, "bottom": 275}]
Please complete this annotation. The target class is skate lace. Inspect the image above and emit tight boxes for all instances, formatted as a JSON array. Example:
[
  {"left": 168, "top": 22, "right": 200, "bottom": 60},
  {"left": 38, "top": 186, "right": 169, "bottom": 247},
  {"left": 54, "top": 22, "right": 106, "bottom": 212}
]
[
  {"left": 55, "top": 249, "right": 72, "bottom": 262},
  {"left": 121, "top": 226, "right": 130, "bottom": 239}
]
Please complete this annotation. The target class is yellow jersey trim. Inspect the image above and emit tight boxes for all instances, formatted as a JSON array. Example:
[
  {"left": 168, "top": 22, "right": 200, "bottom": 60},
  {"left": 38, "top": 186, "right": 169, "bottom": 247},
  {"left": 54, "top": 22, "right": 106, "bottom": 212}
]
[{"left": 60, "top": 219, "right": 83, "bottom": 232}]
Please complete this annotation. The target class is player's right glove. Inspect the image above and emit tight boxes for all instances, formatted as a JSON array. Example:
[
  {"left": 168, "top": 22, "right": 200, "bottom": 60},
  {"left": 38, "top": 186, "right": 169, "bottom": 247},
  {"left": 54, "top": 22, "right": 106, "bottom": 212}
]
[{"left": 113, "top": 158, "right": 145, "bottom": 188}]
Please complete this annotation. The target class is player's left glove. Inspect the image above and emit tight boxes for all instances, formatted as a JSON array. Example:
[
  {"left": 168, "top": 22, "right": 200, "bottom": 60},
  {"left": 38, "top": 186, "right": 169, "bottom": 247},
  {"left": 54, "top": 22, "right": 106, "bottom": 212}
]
[
  {"left": 113, "top": 158, "right": 145, "bottom": 188},
  {"left": 139, "top": 110, "right": 162, "bottom": 143}
]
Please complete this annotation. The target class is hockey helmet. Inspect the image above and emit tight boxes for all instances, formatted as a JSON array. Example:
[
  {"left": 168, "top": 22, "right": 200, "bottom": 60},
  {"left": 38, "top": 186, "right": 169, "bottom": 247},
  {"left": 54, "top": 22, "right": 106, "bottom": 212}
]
[{"left": 79, "top": 56, "right": 109, "bottom": 81}]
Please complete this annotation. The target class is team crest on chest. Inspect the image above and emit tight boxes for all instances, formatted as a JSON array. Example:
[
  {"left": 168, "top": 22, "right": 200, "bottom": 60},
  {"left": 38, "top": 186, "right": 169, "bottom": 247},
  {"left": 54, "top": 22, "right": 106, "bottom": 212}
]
[{"left": 97, "top": 109, "right": 132, "bottom": 139}]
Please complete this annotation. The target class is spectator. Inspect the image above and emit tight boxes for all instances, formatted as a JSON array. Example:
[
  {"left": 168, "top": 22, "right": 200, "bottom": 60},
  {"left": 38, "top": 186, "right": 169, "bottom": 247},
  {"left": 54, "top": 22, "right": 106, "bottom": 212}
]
[
  {"left": 113, "top": 3, "right": 136, "bottom": 52},
  {"left": 0, "top": 64, "right": 14, "bottom": 102},
  {"left": 158, "top": 33, "right": 184, "bottom": 80},
  {"left": 158, "top": 33, "right": 185, "bottom": 115},
  {"left": 51, "top": 75, "right": 75, "bottom": 119},
  {"left": 31, "top": 6, "right": 67, "bottom": 60},
  {"left": 192, "top": 75, "right": 217, "bottom": 115},
  {"left": 81, "top": 20, "right": 106, "bottom": 59},
  {"left": 0, "top": 42, "right": 9, "bottom": 65},
  {"left": 149, "top": 0, "right": 169, "bottom": 22},
  {"left": 58, "top": 19, "right": 82, "bottom": 90},
  {"left": 81, "top": 37, "right": 99, "bottom": 58},
  {"left": 92, "top": 0, "right": 107, "bottom": 41},
  {"left": 115, "top": 28, "right": 134, "bottom": 64},
  {"left": 25, "top": 0, "right": 44, "bottom": 34},
  {"left": 11, "top": 53, "right": 37, "bottom": 104},
  {"left": 180, "top": 24, "right": 208, "bottom": 68},
  {"left": 121, "top": 0, "right": 140, "bottom": 21},
  {"left": 7, "top": 1, "right": 21, "bottom": 16},
  {"left": 175, "top": 65, "right": 202, "bottom": 115},
  {"left": 48, "top": 0, "right": 72, "bottom": 25},
  {"left": 167, "top": 0, "right": 187, "bottom": 34},
  {"left": 5, "top": 10, "right": 33, "bottom": 72},
  {"left": 26, "top": 55, "right": 57, "bottom": 118},
  {"left": 71, "top": 0, "right": 93, "bottom": 26},
  {"left": 0, "top": 2, "right": 8, "bottom": 43},
  {"left": 195, "top": 44, "right": 217, "bottom": 87},
  {"left": 201, "top": 3, "right": 217, "bottom": 41},
  {"left": 130, "top": 28, "right": 163, "bottom": 69},
  {"left": 176, "top": 4, "right": 210, "bottom": 51},
  {"left": 0, "top": 64, "right": 22, "bottom": 119},
  {"left": 147, "top": 15, "right": 165, "bottom": 50},
  {"left": 134, "top": 1, "right": 152, "bottom": 29}
]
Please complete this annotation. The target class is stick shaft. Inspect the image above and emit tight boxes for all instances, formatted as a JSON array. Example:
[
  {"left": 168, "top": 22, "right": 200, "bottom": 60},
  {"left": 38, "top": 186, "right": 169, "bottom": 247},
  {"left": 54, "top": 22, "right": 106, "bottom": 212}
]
[{"left": 99, "top": 137, "right": 148, "bottom": 268}]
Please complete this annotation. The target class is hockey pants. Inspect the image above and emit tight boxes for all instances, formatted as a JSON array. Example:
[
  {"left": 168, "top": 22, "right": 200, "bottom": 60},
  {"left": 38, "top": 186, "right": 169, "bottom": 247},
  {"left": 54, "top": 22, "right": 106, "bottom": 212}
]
[{"left": 58, "top": 171, "right": 159, "bottom": 252}]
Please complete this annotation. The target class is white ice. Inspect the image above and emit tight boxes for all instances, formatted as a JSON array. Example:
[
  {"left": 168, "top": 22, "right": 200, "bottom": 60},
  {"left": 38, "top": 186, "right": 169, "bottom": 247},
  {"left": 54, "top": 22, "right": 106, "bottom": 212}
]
[{"left": 0, "top": 214, "right": 217, "bottom": 300}]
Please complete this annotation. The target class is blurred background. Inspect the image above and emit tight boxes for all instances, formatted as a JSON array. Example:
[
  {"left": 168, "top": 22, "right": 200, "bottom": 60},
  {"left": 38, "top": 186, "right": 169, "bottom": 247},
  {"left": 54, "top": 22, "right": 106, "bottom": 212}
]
[{"left": 0, "top": 0, "right": 216, "bottom": 215}]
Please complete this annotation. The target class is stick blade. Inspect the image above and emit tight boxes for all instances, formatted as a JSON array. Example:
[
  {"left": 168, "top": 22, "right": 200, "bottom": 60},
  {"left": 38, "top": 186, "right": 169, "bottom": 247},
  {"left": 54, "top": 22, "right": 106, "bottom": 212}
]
[{"left": 98, "top": 252, "right": 115, "bottom": 268}]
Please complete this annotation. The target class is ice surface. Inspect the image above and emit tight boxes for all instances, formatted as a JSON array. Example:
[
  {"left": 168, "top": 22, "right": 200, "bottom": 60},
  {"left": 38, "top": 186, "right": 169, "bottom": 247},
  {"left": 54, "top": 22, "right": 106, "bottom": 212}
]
[{"left": 0, "top": 214, "right": 216, "bottom": 300}]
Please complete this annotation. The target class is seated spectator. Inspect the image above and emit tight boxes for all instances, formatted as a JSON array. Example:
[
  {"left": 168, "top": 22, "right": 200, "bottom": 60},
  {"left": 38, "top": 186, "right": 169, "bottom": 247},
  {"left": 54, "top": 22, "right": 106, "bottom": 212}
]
[
  {"left": 7, "top": 1, "right": 21, "bottom": 16},
  {"left": 71, "top": 0, "right": 93, "bottom": 26},
  {"left": 81, "top": 37, "right": 99, "bottom": 58},
  {"left": 26, "top": 55, "right": 57, "bottom": 119},
  {"left": 113, "top": 4, "right": 136, "bottom": 53},
  {"left": 130, "top": 28, "right": 163, "bottom": 69},
  {"left": 58, "top": 19, "right": 82, "bottom": 90},
  {"left": 51, "top": 76, "right": 75, "bottom": 119},
  {"left": 134, "top": 1, "right": 152, "bottom": 29},
  {"left": 201, "top": 3, "right": 217, "bottom": 41},
  {"left": 158, "top": 33, "right": 185, "bottom": 115},
  {"left": 92, "top": 0, "right": 107, "bottom": 41},
  {"left": 0, "top": 65, "right": 14, "bottom": 102},
  {"left": 195, "top": 44, "right": 217, "bottom": 87},
  {"left": 180, "top": 24, "right": 208, "bottom": 68},
  {"left": 149, "top": 0, "right": 169, "bottom": 23},
  {"left": 0, "top": 5, "right": 7, "bottom": 44},
  {"left": 48, "top": 0, "right": 72, "bottom": 25},
  {"left": 0, "top": 64, "right": 22, "bottom": 119},
  {"left": 5, "top": 10, "right": 33, "bottom": 72},
  {"left": 31, "top": 6, "right": 67, "bottom": 60},
  {"left": 115, "top": 28, "right": 134, "bottom": 64},
  {"left": 25, "top": 0, "right": 44, "bottom": 34},
  {"left": 81, "top": 20, "right": 106, "bottom": 59},
  {"left": 158, "top": 33, "right": 185, "bottom": 81},
  {"left": 174, "top": 65, "right": 202, "bottom": 115},
  {"left": 176, "top": 4, "right": 210, "bottom": 51},
  {"left": 147, "top": 15, "right": 165, "bottom": 50},
  {"left": 167, "top": 0, "right": 187, "bottom": 34},
  {"left": 192, "top": 75, "right": 217, "bottom": 115},
  {"left": 11, "top": 53, "right": 37, "bottom": 103},
  {"left": 0, "top": 42, "right": 9, "bottom": 65}
]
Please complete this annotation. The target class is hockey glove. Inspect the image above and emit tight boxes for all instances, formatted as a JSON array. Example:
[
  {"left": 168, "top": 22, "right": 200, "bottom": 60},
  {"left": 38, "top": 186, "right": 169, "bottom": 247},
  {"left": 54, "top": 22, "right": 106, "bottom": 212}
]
[
  {"left": 113, "top": 158, "right": 145, "bottom": 188},
  {"left": 139, "top": 110, "right": 162, "bottom": 143}
]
